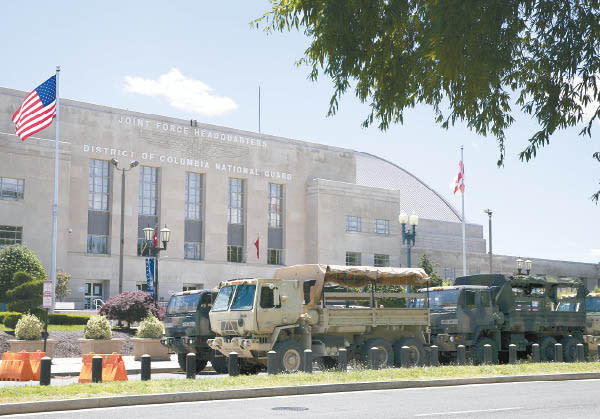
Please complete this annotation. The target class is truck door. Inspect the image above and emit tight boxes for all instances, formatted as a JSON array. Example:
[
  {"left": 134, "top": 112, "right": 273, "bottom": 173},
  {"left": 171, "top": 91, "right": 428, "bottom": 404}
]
[
  {"left": 256, "top": 283, "right": 282, "bottom": 334},
  {"left": 197, "top": 292, "right": 212, "bottom": 336}
]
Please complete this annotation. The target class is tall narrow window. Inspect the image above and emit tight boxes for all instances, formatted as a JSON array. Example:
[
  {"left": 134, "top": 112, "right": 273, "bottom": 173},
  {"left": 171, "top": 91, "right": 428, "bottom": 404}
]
[
  {"left": 138, "top": 166, "right": 158, "bottom": 256},
  {"left": 87, "top": 159, "right": 110, "bottom": 254},
  {"left": 267, "top": 183, "right": 284, "bottom": 265},
  {"left": 0, "top": 177, "right": 24, "bottom": 199},
  {"left": 227, "top": 178, "right": 245, "bottom": 262},
  {"left": 184, "top": 172, "right": 203, "bottom": 260}
]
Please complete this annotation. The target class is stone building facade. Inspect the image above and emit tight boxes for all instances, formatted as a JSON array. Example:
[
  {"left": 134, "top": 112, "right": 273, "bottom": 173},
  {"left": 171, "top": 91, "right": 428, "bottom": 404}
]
[{"left": 0, "top": 86, "right": 598, "bottom": 308}]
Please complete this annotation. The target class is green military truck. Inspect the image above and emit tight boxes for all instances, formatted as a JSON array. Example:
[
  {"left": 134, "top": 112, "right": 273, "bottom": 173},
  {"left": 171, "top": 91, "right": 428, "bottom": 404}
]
[
  {"left": 160, "top": 289, "right": 228, "bottom": 373},
  {"left": 416, "top": 274, "right": 587, "bottom": 364},
  {"left": 207, "top": 264, "right": 430, "bottom": 373},
  {"left": 564, "top": 292, "right": 600, "bottom": 354}
]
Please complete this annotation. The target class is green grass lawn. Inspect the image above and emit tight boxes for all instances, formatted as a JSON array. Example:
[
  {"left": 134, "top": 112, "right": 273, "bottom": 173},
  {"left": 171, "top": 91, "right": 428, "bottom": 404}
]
[
  {"left": 0, "top": 324, "right": 85, "bottom": 332},
  {"left": 2, "top": 362, "right": 600, "bottom": 404}
]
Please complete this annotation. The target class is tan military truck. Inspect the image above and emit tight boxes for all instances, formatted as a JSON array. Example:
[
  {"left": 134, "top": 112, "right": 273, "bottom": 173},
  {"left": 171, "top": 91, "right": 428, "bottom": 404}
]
[{"left": 207, "top": 264, "right": 430, "bottom": 373}]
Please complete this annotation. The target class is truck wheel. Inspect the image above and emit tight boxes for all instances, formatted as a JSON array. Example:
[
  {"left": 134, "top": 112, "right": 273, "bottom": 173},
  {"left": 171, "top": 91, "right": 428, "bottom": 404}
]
[
  {"left": 561, "top": 336, "right": 579, "bottom": 362},
  {"left": 177, "top": 353, "right": 208, "bottom": 373},
  {"left": 274, "top": 341, "right": 304, "bottom": 373},
  {"left": 539, "top": 336, "right": 557, "bottom": 362},
  {"left": 210, "top": 351, "right": 229, "bottom": 374},
  {"left": 472, "top": 337, "right": 498, "bottom": 365},
  {"left": 393, "top": 337, "right": 423, "bottom": 367},
  {"left": 360, "top": 338, "right": 394, "bottom": 368}
]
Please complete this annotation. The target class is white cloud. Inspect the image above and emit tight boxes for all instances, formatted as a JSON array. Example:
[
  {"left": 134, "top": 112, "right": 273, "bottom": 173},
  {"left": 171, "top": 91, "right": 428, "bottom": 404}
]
[
  {"left": 587, "top": 248, "right": 600, "bottom": 259},
  {"left": 123, "top": 68, "right": 238, "bottom": 117}
]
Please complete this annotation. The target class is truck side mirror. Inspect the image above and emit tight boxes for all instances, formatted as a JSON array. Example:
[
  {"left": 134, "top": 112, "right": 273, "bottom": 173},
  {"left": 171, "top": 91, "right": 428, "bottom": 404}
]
[{"left": 303, "top": 280, "right": 316, "bottom": 305}]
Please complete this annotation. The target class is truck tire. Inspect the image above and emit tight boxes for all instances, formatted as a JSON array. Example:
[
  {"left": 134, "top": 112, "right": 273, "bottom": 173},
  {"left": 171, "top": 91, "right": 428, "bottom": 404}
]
[
  {"left": 274, "top": 340, "right": 304, "bottom": 373},
  {"left": 539, "top": 336, "right": 557, "bottom": 362},
  {"left": 210, "top": 351, "right": 229, "bottom": 374},
  {"left": 177, "top": 353, "right": 208, "bottom": 373},
  {"left": 471, "top": 337, "right": 498, "bottom": 365},
  {"left": 393, "top": 337, "right": 423, "bottom": 367},
  {"left": 360, "top": 338, "right": 394, "bottom": 368},
  {"left": 560, "top": 336, "right": 579, "bottom": 362}
]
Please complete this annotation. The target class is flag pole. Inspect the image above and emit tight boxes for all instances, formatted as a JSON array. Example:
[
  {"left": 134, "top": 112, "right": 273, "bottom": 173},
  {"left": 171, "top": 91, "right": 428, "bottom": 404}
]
[
  {"left": 50, "top": 66, "right": 60, "bottom": 315},
  {"left": 461, "top": 145, "right": 466, "bottom": 276}
]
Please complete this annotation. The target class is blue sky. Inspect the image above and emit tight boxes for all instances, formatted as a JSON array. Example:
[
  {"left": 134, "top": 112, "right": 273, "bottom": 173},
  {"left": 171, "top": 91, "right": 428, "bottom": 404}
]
[{"left": 2, "top": 1, "right": 599, "bottom": 264}]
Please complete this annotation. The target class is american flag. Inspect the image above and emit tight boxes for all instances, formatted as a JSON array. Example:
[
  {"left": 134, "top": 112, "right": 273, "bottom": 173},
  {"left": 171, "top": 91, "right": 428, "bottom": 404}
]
[
  {"left": 12, "top": 75, "right": 57, "bottom": 141},
  {"left": 452, "top": 160, "right": 465, "bottom": 194}
]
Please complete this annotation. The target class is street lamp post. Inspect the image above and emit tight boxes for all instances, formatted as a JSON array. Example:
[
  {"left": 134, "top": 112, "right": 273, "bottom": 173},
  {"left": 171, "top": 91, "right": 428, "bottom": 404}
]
[
  {"left": 516, "top": 258, "right": 533, "bottom": 275},
  {"left": 143, "top": 225, "right": 171, "bottom": 303},
  {"left": 111, "top": 159, "right": 139, "bottom": 294},
  {"left": 483, "top": 209, "right": 493, "bottom": 274},
  {"left": 398, "top": 210, "right": 419, "bottom": 267}
]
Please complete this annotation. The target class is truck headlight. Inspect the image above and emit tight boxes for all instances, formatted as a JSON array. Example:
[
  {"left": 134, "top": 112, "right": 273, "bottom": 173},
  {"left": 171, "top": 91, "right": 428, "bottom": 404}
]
[{"left": 241, "top": 339, "right": 250, "bottom": 349}]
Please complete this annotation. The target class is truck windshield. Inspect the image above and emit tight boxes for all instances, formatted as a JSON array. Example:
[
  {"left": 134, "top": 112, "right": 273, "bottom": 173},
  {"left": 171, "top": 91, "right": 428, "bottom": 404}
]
[
  {"left": 230, "top": 284, "right": 256, "bottom": 310},
  {"left": 428, "top": 290, "right": 460, "bottom": 310},
  {"left": 166, "top": 293, "right": 201, "bottom": 315},
  {"left": 212, "top": 286, "right": 235, "bottom": 311},
  {"left": 586, "top": 297, "right": 600, "bottom": 312}
]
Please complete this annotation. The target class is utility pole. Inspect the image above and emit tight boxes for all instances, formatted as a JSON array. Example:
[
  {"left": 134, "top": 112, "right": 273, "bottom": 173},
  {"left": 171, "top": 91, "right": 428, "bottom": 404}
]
[{"left": 483, "top": 209, "right": 493, "bottom": 273}]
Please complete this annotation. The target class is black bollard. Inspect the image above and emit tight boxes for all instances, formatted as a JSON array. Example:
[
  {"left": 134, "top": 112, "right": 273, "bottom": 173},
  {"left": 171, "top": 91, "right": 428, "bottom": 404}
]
[
  {"left": 39, "top": 356, "right": 51, "bottom": 386},
  {"left": 509, "top": 344, "right": 517, "bottom": 364},
  {"left": 303, "top": 349, "right": 313, "bottom": 373},
  {"left": 369, "top": 347, "right": 380, "bottom": 370},
  {"left": 430, "top": 345, "right": 439, "bottom": 367},
  {"left": 554, "top": 343, "right": 563, "bottom": 362},
  {"left": 141, "top": 354, "right": 151, "bottom": 381},
  {"left": 186, "top": 353, "right": 196, "bottom": 379},
  {"left": 400, "top": 346, "right": 411, "bottom": 368},
  {"left": 92, "top": 355, "right": 103, "bottom": 383},
  {"left": 337, "top": 348, "right": 348, "bottom": 372},
  {"left": 228, "top": 352, "right": 240, "bottom": 377},
  {"left": 423, "top": 347, "right": 431, "bottom": 367},
  {"left": 267, "top": 350, "right": 279, "bottom": 375},
  {"left": 483, "top": 344, "right": 492, "bottom": 365},
  {"left": 577, "top": 343, "right": 585, "bottom": 363},
  {"left": 597, "top": 344, "right": 600, "bottom": 362},
  {"left": 532, "top": 343, "right": 540, "bottom": 363},
  {"left": 457, "top": 345, "right": 466, "bottom": 366}
]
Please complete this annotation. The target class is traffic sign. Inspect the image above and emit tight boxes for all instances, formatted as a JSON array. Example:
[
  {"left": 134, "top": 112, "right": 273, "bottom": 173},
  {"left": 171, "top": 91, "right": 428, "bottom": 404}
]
[{"left": 43, "top": 280, "right": 52, "bottom": 308}]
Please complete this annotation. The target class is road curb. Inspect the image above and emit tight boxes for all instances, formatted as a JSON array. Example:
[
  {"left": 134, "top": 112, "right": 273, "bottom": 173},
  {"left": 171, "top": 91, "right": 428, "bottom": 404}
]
[{"left": 3, "top": 372, "right": 600, "bottom": 415}]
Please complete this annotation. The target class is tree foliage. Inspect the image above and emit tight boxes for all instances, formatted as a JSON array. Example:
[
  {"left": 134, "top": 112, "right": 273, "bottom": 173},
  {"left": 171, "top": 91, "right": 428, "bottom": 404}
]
[
  {"left": 0, "top": 245, "right": 46, "bottom": 301},
  {"left": 257, "top": 0, "right": 600, "bottom": 200},
  {"left": 6, "top": 279, "right": 43, "bottom": 314},
  {"left": 99, "top": 291, "right": 165, "bottom": 328},
  {"left": 55, "top": 271, "right": 71, "bottom": 301},
  {"left": 419, "top": 254, "right": 445, "bottom": 287}
]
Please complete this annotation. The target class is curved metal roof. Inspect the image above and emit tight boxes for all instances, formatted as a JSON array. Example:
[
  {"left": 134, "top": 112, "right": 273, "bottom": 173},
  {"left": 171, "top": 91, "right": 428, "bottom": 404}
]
[{"left": 354, "top": 152, "right": 462, "bottom": 223}]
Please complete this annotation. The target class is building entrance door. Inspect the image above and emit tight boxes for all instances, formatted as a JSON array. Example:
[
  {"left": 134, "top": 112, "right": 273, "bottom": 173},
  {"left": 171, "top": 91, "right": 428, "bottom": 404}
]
[{"left": 84, "top": 282, "right": 104, "bottom": 309}]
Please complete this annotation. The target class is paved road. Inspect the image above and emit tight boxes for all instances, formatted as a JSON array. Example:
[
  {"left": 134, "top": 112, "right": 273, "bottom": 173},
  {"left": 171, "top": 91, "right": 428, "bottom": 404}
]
[{"left": 5, "top": 379, "right": 600, "bottom": 418}]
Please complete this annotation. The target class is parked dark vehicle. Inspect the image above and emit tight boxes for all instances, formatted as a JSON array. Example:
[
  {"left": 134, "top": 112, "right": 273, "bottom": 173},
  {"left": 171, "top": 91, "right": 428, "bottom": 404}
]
[
  {"left": 415, "top": 274, "right": 587, "bottom": 364},
  {"left": 160, "top": 289, "right": 228, "bottom": 373}
]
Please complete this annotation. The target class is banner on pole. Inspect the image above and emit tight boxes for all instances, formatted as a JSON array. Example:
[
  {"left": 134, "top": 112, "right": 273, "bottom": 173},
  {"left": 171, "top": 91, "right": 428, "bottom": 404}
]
[
  {"left": 145, "top": 258, "right": 155, "bottom": 296},
  {"left": 43, "top": 280, "right": 52, "bottom": 308}
]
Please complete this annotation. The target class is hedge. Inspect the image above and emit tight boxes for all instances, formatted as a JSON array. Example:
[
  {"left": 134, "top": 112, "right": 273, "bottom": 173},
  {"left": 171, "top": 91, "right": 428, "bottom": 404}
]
[
  {"left": 48, "top": 313, "right": 90, "bottom": 325},
  {"left": 3, "top": 313, "right": 23, "bottom": 329},
  {"left": 0, "top": 311, "right": 22, "bottom": 325}
]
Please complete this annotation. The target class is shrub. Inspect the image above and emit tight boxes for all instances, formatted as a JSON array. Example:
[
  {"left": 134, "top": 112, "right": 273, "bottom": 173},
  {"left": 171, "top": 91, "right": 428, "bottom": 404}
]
[
  {"left": 136, "top": 314, "right": 164, "bottom": 338},
  {"left": 14, "top": 314, "right": 43, "bottom": 340},
  {"left": 6, "top": 279, "right": 43, "bottom": 314},
  {"left": 49, "top": 313, "right": 90, "bottom": 325},
  {"left": 0, "top": 245, "right": 47, "bottom": 302},
  {"left": 99, "top": 291, "right": 165, "bottom": 328},
  {"left": 0, "top": 311, "right": 22, "bottom": 324},
  {"left": 3, "top": 313, "right": 23, "bottom": 329},
  {"left": 84, "top": 315, "right": 112, "bottom": 339},
  {"left": 12, "top": 271, "right": 34, "bottom": 287},
  {"left": 55, "top": 271, "right": 71, "bottom": 301}
]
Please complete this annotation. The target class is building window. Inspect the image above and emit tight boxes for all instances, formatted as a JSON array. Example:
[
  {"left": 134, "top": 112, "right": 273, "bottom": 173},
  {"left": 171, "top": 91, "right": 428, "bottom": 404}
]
[
  {"left": 227, "top": 245, "right": 244, "bottom": 263},
  {"left": 139, "top": 166, "right": 158, "bottom": 216},
  {"left": 228, "top": 178, "right": 244, "bottom": 224},
  {"left": 444, "top": 267, "right": 456, "bottom": 281},
  {"left": 268, "top": 249, "right": 282, "bottom": 265},
  {"left": 374, "top": 219, "right": 389, "bottom": 235},
  {"left": 374, "top": 254, "right": 390, "bottom": 267},
  {"left": 0, "top": 225, "right": 22, "bottom": 247},
  {"left": 0, "top": 177, "right": 24, "bottom": 199},
  {"left": 346, "top": 251, "right": 361, "bottom": 266},
  {"left": 136, "top": 282, "right": 148, "bottom": 292},
  {"left": 268, "top": 183, "right": 282, "bottom": 228},
  {"left": 345, "top": 216, "right": 361, "bottom": 232},
  {"left": 87, "top": 235, "right": 107, "bottom": 254},
  {"left": 183, "top": 283, "right": 204, "bottom": 291},
  {"left": 184, "top": 242, "right": 202, "bottom": 260},
  {"left": 88, "top": 160, "right": 109, "bottom": 211}
]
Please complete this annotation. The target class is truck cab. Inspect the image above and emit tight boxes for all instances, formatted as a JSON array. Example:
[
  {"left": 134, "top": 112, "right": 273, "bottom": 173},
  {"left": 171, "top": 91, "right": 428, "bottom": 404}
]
[{"left": 161, "top": 289, "right": 228, "bottom": 373}]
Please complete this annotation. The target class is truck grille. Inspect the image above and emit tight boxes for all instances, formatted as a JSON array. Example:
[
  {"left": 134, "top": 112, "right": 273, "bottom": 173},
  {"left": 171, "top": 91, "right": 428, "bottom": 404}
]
[{"left": 220, "top": 320, "right": 240, "bottom": 335}]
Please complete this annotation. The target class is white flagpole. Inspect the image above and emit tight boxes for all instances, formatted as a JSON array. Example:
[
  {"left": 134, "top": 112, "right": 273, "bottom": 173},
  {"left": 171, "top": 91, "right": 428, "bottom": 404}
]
[
  {"left": 461, "top": 145, "right": 467, "bottom": 276},
  {"left": 50, "top": 66, "right": 60, "bottom": 314}
]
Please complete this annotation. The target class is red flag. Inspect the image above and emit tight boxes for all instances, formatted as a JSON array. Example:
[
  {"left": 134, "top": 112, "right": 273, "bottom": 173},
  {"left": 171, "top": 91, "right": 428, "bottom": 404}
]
[
  {"left": 254, "top": 236, "right": 260, "bottom": 259},
  {"left": 452, "top": 160, "right": 465, "bottom": 195},
  {"left": 153, "top": 228, "right": 158, "bottom": 247}
]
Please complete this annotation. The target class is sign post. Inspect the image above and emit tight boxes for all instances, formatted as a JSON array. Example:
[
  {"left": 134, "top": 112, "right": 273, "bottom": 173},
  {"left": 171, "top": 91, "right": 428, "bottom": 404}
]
[{"left": 42, "top": 280, "right": 52, "bottom": 352}]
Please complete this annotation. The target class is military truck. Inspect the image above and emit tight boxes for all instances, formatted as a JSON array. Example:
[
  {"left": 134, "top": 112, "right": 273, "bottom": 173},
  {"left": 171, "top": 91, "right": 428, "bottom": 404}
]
[
  {"left": 415, "top": 274, "right": 587, "bottom": 364},
  {"left": 561, "top": 292, "right": 600, "bottom": 353},
  {"left": 160, "top": 289, "right": 228, "bottom": 373},
  {"left": 207, "top": 264, "right": 430, "bottom": 373}
]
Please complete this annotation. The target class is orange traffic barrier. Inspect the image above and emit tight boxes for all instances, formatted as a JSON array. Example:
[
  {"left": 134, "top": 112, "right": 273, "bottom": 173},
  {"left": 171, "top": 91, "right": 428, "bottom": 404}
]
[
  {"left": 27, "top": 350, "right": 47, "bottom": 381},
  {"left": 0, "top": 351, "right": 34, "bottom": 381},
  {"left": 78, "top": 352, "right": 128, "bottom": 383}
]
